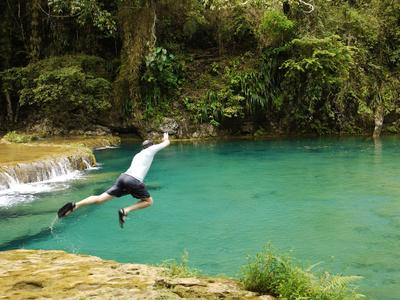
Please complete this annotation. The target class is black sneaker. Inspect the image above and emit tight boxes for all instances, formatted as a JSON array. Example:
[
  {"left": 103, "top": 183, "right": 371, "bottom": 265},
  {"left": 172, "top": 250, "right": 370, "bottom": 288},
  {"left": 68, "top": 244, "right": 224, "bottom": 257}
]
[
  {"left": 118, "top": 208, "right": 127, "bottom": 228},
  {"left": 57, "top": 202, "right": 76, "bottom": 218}
]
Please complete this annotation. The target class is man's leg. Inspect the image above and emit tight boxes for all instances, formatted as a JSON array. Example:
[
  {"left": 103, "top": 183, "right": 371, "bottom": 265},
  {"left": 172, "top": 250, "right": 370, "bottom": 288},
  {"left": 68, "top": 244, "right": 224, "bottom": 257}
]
[
  {"left": 75, "top": 192, "right": 114, "bottom": 209},
  {"left": 123, "top": 197, "right": 153, "bottom": 214},
  {"left": 118, "top": 196, "right": 153, "bottom": 228},
  {"left": 57, "top": 192, "right": 114, "bottom": 218}
]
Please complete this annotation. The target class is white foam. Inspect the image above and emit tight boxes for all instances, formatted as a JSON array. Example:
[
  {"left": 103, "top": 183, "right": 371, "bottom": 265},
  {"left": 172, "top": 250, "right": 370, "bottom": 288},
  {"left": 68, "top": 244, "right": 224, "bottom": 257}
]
[
  {"left": 0, "top": 194, "right": 36, "bottom": 207},
  {"left": 0, "top": 170, "right": 84, "bottom": 208},
  {"left": 86, "top": 165, "right": 101, "bottom": 171},
  {"left": 94, "top": 146, "right": 119, "bottom": 150}
]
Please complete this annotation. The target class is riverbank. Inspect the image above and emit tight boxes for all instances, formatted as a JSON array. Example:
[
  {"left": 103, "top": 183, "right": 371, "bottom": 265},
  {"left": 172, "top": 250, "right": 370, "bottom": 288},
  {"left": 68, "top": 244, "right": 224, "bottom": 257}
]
[{"left": 0, "top": 249, "right": 272, "bottom": 299}]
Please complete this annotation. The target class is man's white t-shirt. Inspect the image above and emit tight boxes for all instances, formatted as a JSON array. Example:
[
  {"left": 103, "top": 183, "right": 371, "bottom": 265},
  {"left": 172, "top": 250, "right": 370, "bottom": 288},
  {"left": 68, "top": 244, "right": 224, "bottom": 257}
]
[{"left": 124, "top": 140, "right": 169, "bottom": 182}]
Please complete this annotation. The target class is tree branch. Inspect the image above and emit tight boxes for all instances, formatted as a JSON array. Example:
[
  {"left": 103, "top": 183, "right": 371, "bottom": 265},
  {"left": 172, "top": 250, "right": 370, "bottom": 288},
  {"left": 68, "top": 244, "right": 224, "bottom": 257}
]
[
  {"left": 38, "top": 2, "right": 82, "bottom": 19},
  {"left": 298, "top": 0, "right": 314, "bottom": 13}
]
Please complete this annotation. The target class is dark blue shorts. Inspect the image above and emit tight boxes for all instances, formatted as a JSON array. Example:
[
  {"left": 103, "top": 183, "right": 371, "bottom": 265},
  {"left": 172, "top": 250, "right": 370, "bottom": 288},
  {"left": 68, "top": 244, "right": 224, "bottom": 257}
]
[{"left": 106, "top": 173, "right": 150, "bottom": 199}]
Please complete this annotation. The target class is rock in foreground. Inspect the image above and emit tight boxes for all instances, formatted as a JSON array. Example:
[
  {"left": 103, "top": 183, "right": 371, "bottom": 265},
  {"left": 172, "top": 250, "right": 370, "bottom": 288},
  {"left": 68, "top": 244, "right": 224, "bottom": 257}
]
[{"left": 0, "top": 250, "right": 274, "bottom": 299}]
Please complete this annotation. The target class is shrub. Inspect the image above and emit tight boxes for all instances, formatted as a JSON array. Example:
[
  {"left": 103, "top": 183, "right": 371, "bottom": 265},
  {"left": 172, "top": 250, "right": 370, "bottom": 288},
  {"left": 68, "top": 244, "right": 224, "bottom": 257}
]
[
  {"left": 1, "top": 55, "right": 112, "bottom": 129},
  {"left": 241, "top": 246, "right": 364, "bottom": 300},
  {"left": 183, "top": 89, "right": 245, "bottom": 127},
  {"left": 141, "top": 47, "right": 184, "bottom": 110},
  {"left": 258, "top": 10, "right": 296, "bottom": 47},
  {"left": 3, "top": 131, "right": 38, "bottom": 143},
  {"left": 183, "top": 55, "right": 261, "bottom": 126},
  {"left": 20, "top": 66, "right": 111, "bottom": 114},
  {"left": 278, "top": 35, "right": 355, "bottom": 133}
]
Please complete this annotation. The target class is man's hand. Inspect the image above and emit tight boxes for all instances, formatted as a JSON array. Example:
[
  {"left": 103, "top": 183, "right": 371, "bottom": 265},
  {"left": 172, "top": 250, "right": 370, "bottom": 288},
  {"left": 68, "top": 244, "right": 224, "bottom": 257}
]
[{"left": 163, "top": 132, "right": 169, "bottom": 141}]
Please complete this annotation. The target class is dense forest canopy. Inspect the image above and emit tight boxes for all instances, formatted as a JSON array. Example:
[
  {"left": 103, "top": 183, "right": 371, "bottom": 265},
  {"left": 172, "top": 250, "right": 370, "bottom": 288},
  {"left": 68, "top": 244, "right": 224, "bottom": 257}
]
[{"left": 0, "top": 0, "right": 399, "bottom": 137}]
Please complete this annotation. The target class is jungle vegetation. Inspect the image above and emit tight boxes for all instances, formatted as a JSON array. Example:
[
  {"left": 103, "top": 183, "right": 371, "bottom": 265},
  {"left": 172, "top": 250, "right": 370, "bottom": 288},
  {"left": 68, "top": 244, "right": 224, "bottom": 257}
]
[{"left": 0, "top": 0, "right": 399, "bottom": 137}]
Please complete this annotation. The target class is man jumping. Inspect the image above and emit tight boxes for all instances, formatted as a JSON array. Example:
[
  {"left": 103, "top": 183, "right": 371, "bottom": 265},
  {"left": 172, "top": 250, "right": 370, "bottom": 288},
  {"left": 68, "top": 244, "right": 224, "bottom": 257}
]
[{"left": 57, "top": 132, "right": 170, "bottom": 228}]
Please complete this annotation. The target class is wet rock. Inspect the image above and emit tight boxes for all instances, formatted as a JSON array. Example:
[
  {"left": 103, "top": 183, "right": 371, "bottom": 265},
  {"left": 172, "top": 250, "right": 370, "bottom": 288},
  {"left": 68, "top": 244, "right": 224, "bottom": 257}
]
[
  {"left": 192, "top": 124, "right": 217, "bottom": 138},
  {"left": 241, "top": 121, "right": 255, "bottom": 134},
  {"left": 144, "top": 130, "right": 160, "bottom": 141},
  {"left": 84, "top": 125, "right": 112, "bottom": 136},
  {"left": 159, "top": 117, "right": 179, "bottom": 135},
  {"left": 28, "top": 118, "right": 55, "bottom": 136}
]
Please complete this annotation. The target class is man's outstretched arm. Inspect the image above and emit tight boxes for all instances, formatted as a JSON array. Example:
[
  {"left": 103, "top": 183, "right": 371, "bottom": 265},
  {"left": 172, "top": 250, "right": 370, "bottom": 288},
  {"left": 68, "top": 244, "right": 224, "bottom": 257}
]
[{"left": 147, "top": 132, "right": 170, "bottom": 153}]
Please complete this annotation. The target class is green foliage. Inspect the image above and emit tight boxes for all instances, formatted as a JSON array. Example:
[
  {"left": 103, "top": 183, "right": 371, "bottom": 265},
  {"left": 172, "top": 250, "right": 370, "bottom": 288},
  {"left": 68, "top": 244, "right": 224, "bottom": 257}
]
[
  {"left": 1, "top": 0, "right": 399, "bottom": 135},
  {"left": 1, "top": 68, "right": 25, "bottom": 93},
  {"left": 340, "top": 7, "right": 380, "bottom": 49},
  {"left": 141, "top": 47, "right": 184, "bottom": 112},
  {"left": 1, "top": 55, "right": 112, "bottom": 128},
  {"left": 160, "top": 250, "right": 199, "bottom": 278},
  {"left": 48, "top": 0, "right": 117, "bottom": 36},
  {"left": 232, "top": 57, "right": 281, "bottom": 115},
  {"left": 2, "top": 131, "right": 39, "bottom": 143},
  {"left": 183, "top": 90, "right": 244, "bottom": 126},
  {"left": 277, "top": 35, "right": 354, "bottom": 133},
  {"left": 379, "top": 0, "right": 400, "bottom": 68},
  {"left": 258, "top": 9, "right": 296, "bottom": 47},
  {"left": 168, "top": 1, "right": 399, "bottom": 134},
  {"left": 218, "top": 5, "right": 258, "bottom": 51},
  {"left": 183, "top": 56, "right": 264, "bottom": 126},
  {"left": 20, "top": 66, "right": 111, "bottom": 113},
  {"left": 241, "top": 246, "right": 365, "bottom": 299}
]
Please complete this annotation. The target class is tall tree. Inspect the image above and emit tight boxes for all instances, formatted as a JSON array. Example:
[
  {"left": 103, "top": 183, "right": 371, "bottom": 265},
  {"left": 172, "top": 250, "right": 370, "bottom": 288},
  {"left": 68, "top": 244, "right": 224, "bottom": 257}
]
[
  {"left": 113, "top": 0, "right": 157, "bottom": 128},
  {"left": 30, "top": 0, "right": 41, "bottom": 62}
]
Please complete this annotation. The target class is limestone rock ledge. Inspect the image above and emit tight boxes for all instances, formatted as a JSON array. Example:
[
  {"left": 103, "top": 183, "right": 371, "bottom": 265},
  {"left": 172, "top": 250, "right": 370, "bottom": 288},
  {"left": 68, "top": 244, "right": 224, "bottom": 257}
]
[
  {"left": 0, "top": 250, "right": 274, "bottom": 300},
  {"left": 0, "top": 135, "right": 120, "bottom": 189}
]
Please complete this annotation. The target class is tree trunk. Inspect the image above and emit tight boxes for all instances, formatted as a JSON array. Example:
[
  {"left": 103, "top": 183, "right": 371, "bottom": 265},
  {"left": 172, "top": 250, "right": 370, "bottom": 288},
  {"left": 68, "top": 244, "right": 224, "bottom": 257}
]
[
  {"left": 4, "top": 90, "right": 13, "bottom": 125},
  {"left": 373, "top": 105, "right": 384, "bottom": 138},
  {"left": 30, "top": 0, "right": 41, "bottom": 62},
  {"left": 14, "top": 102, "right": 20, "bottom": 123},
  {"left": 113, "top": 0, "right": 156, "bottom": 128},
  {"left": 283, "top": 0, "right": 290, "bottom": 15}
]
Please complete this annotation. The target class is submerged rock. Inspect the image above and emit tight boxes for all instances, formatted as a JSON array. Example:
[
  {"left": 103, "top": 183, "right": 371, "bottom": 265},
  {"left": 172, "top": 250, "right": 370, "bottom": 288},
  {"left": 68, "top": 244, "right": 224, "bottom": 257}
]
[{"left": 0, "top": 249, "right": 274, "bottom": 299}]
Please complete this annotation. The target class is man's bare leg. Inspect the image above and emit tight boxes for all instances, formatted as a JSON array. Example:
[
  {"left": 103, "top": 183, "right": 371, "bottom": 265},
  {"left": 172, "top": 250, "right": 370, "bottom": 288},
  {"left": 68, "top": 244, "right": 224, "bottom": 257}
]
[
  {"left": 123, "top": 197, "right": 153, "bottom": 215},
  {"left": 58, "top": 192, "right": 114, "bottom": 218},
  {"left": 75, "top": 192, "right": 114, "bottom": 210}
]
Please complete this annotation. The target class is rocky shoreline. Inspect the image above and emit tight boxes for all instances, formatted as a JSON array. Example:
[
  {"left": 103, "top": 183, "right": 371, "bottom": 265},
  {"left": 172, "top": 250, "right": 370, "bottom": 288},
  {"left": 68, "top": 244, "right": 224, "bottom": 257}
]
[{"left": 0, "top": 249, "right": 274, "bottom": 300}]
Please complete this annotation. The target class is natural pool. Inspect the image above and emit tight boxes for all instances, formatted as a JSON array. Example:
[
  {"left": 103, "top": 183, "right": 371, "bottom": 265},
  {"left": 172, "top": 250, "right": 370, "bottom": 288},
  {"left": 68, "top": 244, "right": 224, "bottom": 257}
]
[{"left": 1, "top": 137, "right": 399, "bottom": 299}]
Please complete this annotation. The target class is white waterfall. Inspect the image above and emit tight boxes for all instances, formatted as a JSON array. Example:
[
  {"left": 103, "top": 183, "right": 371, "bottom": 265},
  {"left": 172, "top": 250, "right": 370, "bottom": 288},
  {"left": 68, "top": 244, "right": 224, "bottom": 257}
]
[
  {"left": 0, "top": 155, "right": 96, "bottom": 206},
  {"left": 0, "top": 156, "right": 95, "bottom": 190}
]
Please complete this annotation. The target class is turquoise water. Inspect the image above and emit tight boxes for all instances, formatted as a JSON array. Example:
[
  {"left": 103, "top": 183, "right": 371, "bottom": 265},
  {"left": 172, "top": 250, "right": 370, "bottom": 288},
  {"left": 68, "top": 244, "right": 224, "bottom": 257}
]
[{"left": 1, "top": 137, "right": 400, "bottom": 299}]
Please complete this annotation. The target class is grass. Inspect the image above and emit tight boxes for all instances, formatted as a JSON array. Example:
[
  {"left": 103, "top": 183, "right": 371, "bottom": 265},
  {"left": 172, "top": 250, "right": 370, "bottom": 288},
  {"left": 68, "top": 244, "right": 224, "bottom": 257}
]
[
  {"left": 240, "top": 245, "right": 365, "bottom": 300},
  {"left": 160, "top": 250, "right": 200, "bottom": 278}
]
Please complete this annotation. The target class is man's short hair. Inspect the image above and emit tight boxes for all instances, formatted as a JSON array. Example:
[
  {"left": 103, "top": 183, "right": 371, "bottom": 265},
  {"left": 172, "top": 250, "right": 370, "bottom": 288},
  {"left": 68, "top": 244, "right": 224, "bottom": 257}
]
[{"left": 142, "top": 140, "right": 153, "bottom": 149}]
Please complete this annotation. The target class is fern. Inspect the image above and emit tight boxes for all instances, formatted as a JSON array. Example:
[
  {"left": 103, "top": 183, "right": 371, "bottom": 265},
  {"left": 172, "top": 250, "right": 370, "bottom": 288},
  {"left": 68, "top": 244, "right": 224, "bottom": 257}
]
[
  {"left": 321, "top": 274, "right": 364, "bottom": 292},
  {"left": 241, "top": 246, "right": 365, "bottom": 299}
]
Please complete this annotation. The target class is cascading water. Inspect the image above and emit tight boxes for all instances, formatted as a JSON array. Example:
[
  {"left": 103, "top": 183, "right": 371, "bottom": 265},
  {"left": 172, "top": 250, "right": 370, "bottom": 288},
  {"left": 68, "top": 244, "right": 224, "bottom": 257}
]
[
  {"left": 0, "top": 155, "right": 95, "bottom": 189},
  {"left": 0, "top": 154, "right": 96, "bottom": 207}
]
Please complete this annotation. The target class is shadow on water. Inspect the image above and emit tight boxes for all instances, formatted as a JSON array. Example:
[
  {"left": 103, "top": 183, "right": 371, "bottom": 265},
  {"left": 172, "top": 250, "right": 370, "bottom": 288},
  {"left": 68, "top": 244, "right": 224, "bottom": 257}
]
[
  {"left": 0, "top": 204, "right": 104, "bottom": 251},
  {"left": 0, "top": 226, "right": 54, "bottom": 251},
  {"left": 0, "top": 209, "right": 59, "bottom": 219},
  {"left": 92, "top": 182, "right": 162, "bottom": 194}
]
